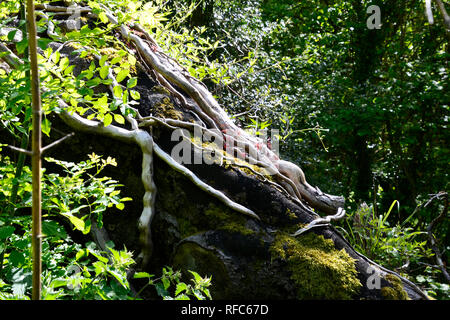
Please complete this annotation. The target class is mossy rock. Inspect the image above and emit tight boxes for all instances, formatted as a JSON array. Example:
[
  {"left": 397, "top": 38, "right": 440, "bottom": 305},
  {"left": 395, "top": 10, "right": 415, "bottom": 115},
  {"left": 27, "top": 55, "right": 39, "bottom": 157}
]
[
  {"left": 270, "top": 232, "right": 362, "bottom": 299},
  {"left": 381, "top": 274, "right": 409, "bottom": 300}
]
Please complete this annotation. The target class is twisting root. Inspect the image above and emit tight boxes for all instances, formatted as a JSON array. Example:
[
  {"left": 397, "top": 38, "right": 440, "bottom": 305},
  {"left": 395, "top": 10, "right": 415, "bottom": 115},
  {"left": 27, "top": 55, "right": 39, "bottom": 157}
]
[
  {"left": 152, "top": 142, "right": 260, "bottom": 220},
  {"left": 134, "top": 130, "right": 157, "bottom": 266},
  {"left": 291, "top": 207, "right": 346, "bottom": 237}
]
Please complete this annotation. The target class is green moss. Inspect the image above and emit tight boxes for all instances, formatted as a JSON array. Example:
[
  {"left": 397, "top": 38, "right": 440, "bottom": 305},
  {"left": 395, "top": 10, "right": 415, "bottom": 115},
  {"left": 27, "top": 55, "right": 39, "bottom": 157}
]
[
  {"left": 286, "top": 208, "right": 297, "bottom": 220},
  {"left": 154, "top": 96, "right": 184, "bottom": 120},
  {"left": 204, "top": 204, "right": 255, "bottom": 236},
  {"left": 270, "top": 232, "right": 362, "bottom": 299},
  {"left": 219, "top": 221, "right": 255, "bottom": 236},
  {"left": 152, "top": 85, "right": 171, "bottom": 95},
  {"left": 381, "top": 274, "right": 409, "bottom": 300}
]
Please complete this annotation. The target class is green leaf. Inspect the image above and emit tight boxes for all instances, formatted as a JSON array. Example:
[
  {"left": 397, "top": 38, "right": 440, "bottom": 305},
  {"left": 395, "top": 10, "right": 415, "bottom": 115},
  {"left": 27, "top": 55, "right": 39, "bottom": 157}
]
[
  {"left": 42, "top": 118, "right": 51, "bottom": 137},
  {"left": 9, "top": 250, "right": 25, "bottom": 267},
  {"left": 99, "top": 55, "right": 108, "bottom": 67},
  {"left": 59, "top": 57, "right": 69, "bottom": 71},
  {"left": 93, "top": 261, "right": 106, "bottom": 276},
  {"left": 7, "top": 30, "right": 17, "bottom": 42},
  {"left": 161, "top": 276, "right": 170, "bottom": 290},
  {"left": 192, "top": 289, "right": 204, "bottom": 300},
  {"left": 107, "top": 269, "right": 129, "bottom": 289},
  {"left": 189, "top": 270, "right": 203, "bottom": 284},
  {"left": 86, "top": 77, "right": 102, "bottom": 87},
  {"left": 61, "top": 213, "right": 85, "bottom": 233},
  {"left": 115, "top": 202, "right": 125, "bottom": 210},
  {"left": 116, "top": 69, "right": 129, "bottom": 83},
  {"left": 122, "top": 90, "right": 129, "bottom": 104},
  {"left": 154, "top": 283, "right": 169, "bottom": 297},
  {"left": 99, "top": 65, "right": 110, "bottom": 80},
  {"left": 52, "top": 51, "right": 61, "bottom": 64},
  {"left": 93, "top": 95, "right": 109, "bottom": 112},
  {"left": 64, "top": 65, "right": 75, "bottom": 76},
  {"left": 89, "top": 250, "right": 108, "bottom": 264},
  {"left": 133, "top": 272, "right": 153, "bottom": 279},
  {"left": 130, "top": 90, "right": 140, "bottom": 100},
  {"left": 126, "top": 77, "right": 137, "bottom": 89},
  {"left": 98, "top": 12, "right": 109, "bottom": 24},
  {"left": 113, "top": 114, "right": 125, "bottom": 125},
  {"left": 113, "top": 85, "right": 123, "bottom": 98},
  {"left": 16, "top": 38, "right": 28, "bottom": 54},
  {"left": 103, "top": 113, "right": 113, "bottom": 127},
  {"left": 89, "top": 61, "right": 96, "bottom": 71},
  {"left": 110, "top": 56, "right": 122, "bottom": 65},
  {"left": 76, "top": 249, "right": 87, "bottom": 261},
  {"left": 50, "top": 279, "right": 68, "bottom": 289},
  {"left": 42, "top": 220, "right": 67, "bottom": 239},
  {"left": 80, "top": 50, "right": 88, "bottom": 58},
  {"left": 0, "top": 226, "right": 15, "bottom": 240},
  {"left": 38, "top": 38, "right": 52, "bottom": 50},
  {"left": 175, "top": 282, "right": 188, "bottom": 296}
]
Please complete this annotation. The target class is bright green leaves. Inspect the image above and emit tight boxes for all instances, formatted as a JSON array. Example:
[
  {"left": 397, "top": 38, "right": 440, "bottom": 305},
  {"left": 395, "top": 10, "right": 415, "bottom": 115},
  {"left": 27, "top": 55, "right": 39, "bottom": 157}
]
[
  {"left": 99, "top": 64, "right": 110, "bottom": 80},
  {"left": 31, "top": 14, "right": 140, "bottom": 130},
  {"left": 113, "top": 85, "right": 123, "bottom": 98},
  {"left": 61, "top": 212, "right": 86, "bottom": 234},
  {"left": 126, "top": 77, "right": 137, "bottom": 89},
  {"left": 43, "top": 154, "right": 131, "bottom": 234},
  {"left": 103, "top": 113, "right": 113, "bottom": 127},
  {"left": 92, "top": 95, "right": 109, "bottom": 114},
  {"left": 113, "top": 113, "right": 125, "bottom": 125},
  {"left": 129, "top": 90, "right": 140, "bottom": 100},
  {"left": 115, "top": 68, "right": 129, "bottom": 83},
  {"left": 0, "top": 0, "right": 20, "bottom": 20},
  {"left": 41, "top": 117, "right": 51, "bottom": 137},
  {"left": 98, "top": 12, "right": 109, "bottom": 25},
  {"left": 132, "top": 267, "right": 212, "bottom": 300},
  {"left": 0, "top": 56, "right": 32, "bottom": 140},
  {"left": 0, "top": 226, "right": 15, "bottom": 241},
  {"left": 71, "top": 52, "right": 139, "bottom": 127}
]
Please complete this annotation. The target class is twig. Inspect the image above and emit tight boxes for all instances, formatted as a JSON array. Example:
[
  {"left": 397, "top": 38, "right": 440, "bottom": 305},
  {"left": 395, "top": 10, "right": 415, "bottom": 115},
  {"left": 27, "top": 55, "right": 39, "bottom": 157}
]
[
  {"left": 6, "top": 145, "right": 32, "bottom": 156},
  {"left": 41, "top": 132, "right": 75, "bottom": 153}
]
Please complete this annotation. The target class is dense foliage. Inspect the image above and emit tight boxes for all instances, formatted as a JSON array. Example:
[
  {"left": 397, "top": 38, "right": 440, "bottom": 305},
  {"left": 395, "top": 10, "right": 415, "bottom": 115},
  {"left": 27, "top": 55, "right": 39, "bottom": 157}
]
[{"left": 0, "top": 0, "right": 448, "bottom": 299}]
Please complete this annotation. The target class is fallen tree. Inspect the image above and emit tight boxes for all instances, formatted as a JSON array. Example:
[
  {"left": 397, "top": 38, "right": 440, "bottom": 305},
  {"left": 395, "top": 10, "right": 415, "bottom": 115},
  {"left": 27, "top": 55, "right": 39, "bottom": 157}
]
[{"left": 0, "top": 1, "right": 429, "bottom": 299}]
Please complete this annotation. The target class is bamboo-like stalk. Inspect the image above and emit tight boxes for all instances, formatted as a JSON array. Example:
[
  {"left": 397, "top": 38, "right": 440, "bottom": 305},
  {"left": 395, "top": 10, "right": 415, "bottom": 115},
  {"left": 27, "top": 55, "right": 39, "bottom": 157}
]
[{"left": 26, "top": 0, "right": 42, "bottom": 301}]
